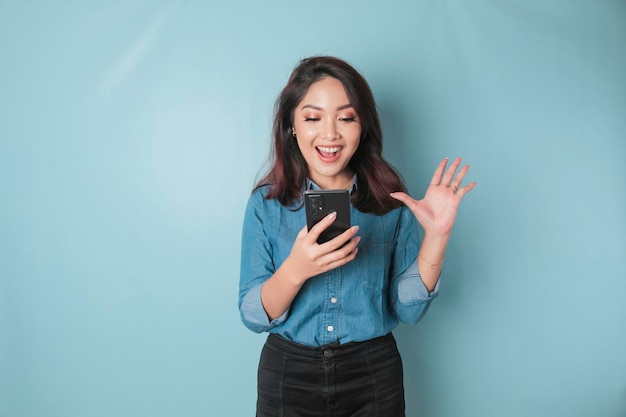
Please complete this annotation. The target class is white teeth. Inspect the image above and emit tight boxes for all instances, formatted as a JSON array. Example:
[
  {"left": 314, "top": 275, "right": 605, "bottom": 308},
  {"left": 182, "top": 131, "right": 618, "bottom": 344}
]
[{"left": 317, "top": 146, "right": 341, "bottom": 153}]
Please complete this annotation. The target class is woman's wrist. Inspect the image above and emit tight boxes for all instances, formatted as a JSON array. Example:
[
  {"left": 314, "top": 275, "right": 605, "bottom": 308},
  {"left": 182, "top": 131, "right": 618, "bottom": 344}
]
[
  {"left": 421, "top": 230, "right": 451, "bottom": 247},
  {"left": 279, "top": 257, "right": 309, "bottom": 287},
  {"left": 418, "top": 231, "right": 450, "bottom": 283}
]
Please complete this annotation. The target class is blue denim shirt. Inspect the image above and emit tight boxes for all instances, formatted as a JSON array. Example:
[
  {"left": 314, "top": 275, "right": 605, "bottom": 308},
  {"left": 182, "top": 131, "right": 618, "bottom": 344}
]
[{"left": 238, "top": 183, "right": 439, "bottom": 347}]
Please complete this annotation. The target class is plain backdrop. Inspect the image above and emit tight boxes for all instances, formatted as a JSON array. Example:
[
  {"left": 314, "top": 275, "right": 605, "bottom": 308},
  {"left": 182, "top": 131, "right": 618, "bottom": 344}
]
[{"left": 1, "top": 1, "right": 625, "bottom": 416}]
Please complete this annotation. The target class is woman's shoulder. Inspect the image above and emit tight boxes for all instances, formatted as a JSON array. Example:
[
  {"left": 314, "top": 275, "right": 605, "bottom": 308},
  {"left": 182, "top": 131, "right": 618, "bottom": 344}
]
[
  {"left": 251, "top": 184, "right": 272, "bottom": 198},
  {"left": 247, "top": 185, "right": 298, "bottom": 210},
  {"left": 249, "top": 184, "right": 303, "bottom": 210},
  {"left": 246, "top": 185, "right": 272, "bottom": 209}
]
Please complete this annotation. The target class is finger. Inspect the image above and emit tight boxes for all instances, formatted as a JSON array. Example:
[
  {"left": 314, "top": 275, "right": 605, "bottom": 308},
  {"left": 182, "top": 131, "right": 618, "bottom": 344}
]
[
  {"left": 319, "top": 225, "right": 360, "bottom": 252},
  {"left": 441, "top": 157, "right": 462, "bottom": 185},
  {"left": 450, "top": 164, "right": 470, "bottom": 188},
  {"left": 320, "top": 239, "right": 360, "bottom": 268},
  {"left": 322, "top": 249, "right": 359, "bottom": 271},
  {"left": 456, "top": 181, "right": 477, "bottom": 198},
  {"left": 389, "top": 191, "right": 414, "bottom": 205},
  {"left": 296, "top": 225, "right": 309, "bottom": 239},
  {"left": 429, "top": 158, "right": 449, "bottom": 186},
  {"left": 306, "top": 212, "right": 337, "bottom": 242},
  {"left": 390, "top": 192, "right": 419, "bottom": 212}
]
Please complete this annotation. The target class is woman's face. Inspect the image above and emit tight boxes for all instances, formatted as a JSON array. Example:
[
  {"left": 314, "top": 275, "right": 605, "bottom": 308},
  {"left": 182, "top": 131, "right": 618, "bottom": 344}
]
[{"left": 292, "top": 77, "right": 362, "bottom": 190}]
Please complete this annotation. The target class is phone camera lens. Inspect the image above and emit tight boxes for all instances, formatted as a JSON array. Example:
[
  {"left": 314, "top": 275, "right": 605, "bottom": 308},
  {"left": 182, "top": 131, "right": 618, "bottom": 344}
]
[{"left": 309, "top": 196, "right": 322, "bottom": 214}]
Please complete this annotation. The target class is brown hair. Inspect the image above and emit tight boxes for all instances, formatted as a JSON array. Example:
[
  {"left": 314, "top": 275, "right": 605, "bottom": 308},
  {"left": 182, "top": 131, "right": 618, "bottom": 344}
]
[{"left": 255, "top": 56, "right": 406, "bottom": 215}]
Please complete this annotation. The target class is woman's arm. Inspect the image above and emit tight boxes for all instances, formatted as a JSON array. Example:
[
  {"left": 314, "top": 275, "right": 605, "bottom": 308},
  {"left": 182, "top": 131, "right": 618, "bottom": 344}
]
[{"left": 391, "top": 157, "right": 476, "bottom": 287}]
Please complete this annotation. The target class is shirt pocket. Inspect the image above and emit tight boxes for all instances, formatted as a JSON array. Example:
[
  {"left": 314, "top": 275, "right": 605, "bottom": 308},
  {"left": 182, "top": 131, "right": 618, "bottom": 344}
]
[{"left": 356, "top": 242, "right": 391, "bottom": 294}]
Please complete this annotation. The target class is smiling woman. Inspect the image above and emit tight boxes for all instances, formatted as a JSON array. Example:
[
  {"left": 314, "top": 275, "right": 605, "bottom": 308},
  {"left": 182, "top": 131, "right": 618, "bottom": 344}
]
[
  {"left": 1, "top": 2, "right": 624, "bottom": 416},
  {"left": 238, "top": 56, "right": 476, "bottom": 416}
]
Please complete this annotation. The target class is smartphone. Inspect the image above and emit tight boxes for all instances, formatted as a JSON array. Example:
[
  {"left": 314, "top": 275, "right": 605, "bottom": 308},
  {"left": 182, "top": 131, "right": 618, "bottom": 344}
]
[{"left": 304, "top": 189, "right": 351, "bottom": 244}]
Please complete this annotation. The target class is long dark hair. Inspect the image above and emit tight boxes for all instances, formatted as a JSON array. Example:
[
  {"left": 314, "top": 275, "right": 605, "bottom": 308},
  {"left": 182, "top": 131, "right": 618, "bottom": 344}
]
[{"left": 255, "top": 56, "right": 406, "bottom": 215}]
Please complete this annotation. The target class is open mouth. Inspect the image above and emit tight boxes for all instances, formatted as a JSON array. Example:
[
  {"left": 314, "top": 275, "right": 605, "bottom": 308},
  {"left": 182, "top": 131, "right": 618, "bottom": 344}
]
[{"left": 316, "top": 146, "right": 342, "bottom": 159}]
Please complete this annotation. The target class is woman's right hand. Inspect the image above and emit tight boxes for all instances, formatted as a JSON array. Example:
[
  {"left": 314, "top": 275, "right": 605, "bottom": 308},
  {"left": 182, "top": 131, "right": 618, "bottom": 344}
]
[
  {"left": 260, "top": 212, "right": 359, "bottom": 320},
  {"left": 286, "top": 212, "right": 360, "bottom": 285}
]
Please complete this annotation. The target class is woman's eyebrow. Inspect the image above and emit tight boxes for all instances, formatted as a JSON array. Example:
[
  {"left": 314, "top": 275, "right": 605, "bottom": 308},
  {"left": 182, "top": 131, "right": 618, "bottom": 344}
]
[{"left": 300, "top": 103, "right": 354, "bottom": 111}]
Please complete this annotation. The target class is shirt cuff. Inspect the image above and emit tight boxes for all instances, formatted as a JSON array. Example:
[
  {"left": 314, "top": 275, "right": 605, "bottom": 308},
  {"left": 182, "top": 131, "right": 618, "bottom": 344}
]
[
  {"left": 240, "top": 283, "right": 289, "bottom": 333},
  {"left": 397, "top": 261, "right": 440, "bottom": 304}
]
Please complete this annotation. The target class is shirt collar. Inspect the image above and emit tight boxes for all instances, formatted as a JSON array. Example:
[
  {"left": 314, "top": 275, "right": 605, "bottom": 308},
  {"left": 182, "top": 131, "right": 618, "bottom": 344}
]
[{"left": 306, "top": 176, "right": 358, "bottom": 194}]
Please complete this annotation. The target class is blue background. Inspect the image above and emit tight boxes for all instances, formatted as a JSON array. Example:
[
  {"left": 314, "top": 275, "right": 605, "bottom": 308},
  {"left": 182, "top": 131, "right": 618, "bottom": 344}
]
[{"left": 1, "top": 1, "right": 625, "bottom": 416}]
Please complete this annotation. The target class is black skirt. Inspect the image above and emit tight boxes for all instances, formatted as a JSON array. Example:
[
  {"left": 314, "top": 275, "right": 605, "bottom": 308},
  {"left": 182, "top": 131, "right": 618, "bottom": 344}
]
[{"left": 256, "top": 333, "right": 405, "bottom": 417}]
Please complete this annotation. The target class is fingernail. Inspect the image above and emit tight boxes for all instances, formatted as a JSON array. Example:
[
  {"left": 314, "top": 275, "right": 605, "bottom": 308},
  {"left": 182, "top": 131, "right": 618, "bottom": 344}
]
[
  {"left": 327, "top": 212, "right": 337, "bottom": 219},
  {"left": 351, "top": 225, "right": 359, "bottom": 233}
]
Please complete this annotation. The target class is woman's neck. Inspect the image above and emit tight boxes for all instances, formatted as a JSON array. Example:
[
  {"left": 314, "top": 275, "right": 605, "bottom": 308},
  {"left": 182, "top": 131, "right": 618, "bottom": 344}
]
[{"left": 310, "top": 172, "right": 354, "bottom": 190}]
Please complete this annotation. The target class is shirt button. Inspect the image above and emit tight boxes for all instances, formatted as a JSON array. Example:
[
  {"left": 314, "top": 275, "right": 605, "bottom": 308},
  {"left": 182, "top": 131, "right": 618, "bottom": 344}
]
[
  {"left": 327, "top": 325, "right": 334, "bottom": 332},
  {"left": 330, "top": 297, "right": 337, "bottom": 304}
]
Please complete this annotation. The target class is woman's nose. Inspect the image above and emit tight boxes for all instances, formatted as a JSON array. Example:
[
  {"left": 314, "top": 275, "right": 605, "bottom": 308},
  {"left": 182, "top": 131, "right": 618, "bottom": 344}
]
[{"left": 321, "top": 119, "right": 338, "bottom": 140}]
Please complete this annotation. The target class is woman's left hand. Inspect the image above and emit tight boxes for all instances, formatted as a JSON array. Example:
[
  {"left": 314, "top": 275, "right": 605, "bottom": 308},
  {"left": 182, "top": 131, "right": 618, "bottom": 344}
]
[{"left": 391, "top": 157, "right": 476, "bottom": 236}]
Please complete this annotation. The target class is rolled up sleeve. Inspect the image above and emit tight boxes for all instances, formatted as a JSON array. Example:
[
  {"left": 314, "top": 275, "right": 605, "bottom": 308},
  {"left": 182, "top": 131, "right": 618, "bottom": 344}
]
[
  {"left": 388, "top": 207, "right": 440, "bottom": 325},
  {"left": 238, "top": 190, "right": 289, "bottom": 333},
  {"left": 390, "top": 261, "right": 440, "bottom": 325},
  {"left": 240, "top": 283, "right": 289, "bottom": 333}
]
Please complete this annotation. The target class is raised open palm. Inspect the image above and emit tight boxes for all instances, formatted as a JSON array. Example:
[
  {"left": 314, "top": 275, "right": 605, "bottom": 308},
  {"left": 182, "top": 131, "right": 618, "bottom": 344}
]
[{"left": 391, "top": 157, "right": 476, "bottom": 236}]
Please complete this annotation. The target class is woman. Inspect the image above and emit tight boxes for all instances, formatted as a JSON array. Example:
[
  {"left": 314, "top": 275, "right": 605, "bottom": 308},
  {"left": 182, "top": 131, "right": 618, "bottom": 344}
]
[{"left": 239, "top": 56, "right": 475, "bottom": 417}]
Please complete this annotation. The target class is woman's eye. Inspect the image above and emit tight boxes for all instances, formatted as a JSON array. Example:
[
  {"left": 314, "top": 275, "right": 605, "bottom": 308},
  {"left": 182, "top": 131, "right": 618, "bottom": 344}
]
[
  {"left": 304, "top": 117, "right": 320, "bottom": 122},
  {"left": 339, "top": 117, "right": 356, "bottom": 122}
]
